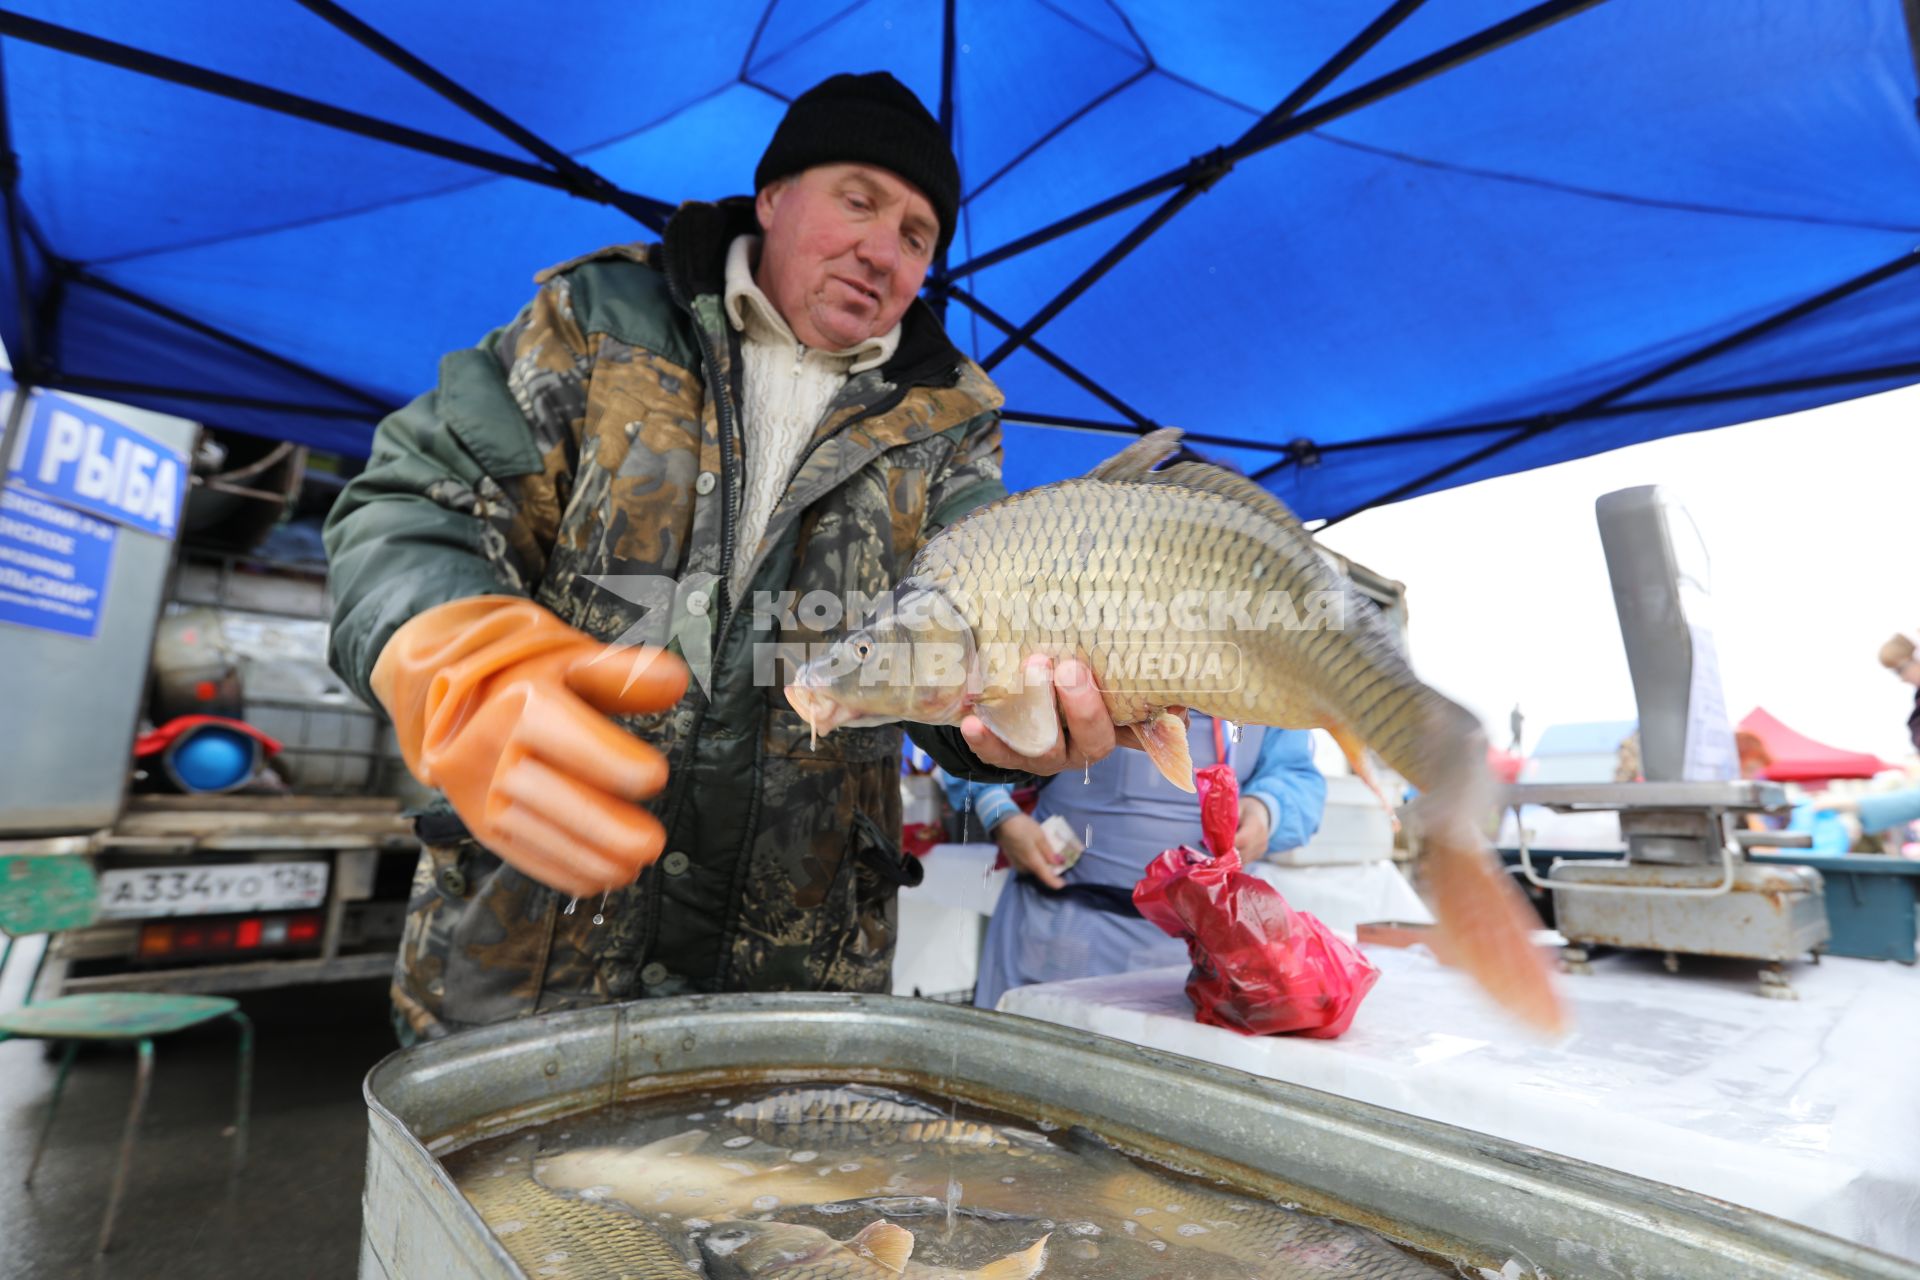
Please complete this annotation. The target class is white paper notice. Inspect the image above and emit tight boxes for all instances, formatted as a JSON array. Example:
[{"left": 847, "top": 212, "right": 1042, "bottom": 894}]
[{"left": 1682, "top": 623, "right": 1738, "bottom": 781}]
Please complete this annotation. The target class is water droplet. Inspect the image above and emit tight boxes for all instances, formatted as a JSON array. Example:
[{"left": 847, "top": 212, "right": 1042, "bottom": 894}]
[
  {"left": 1149, "top": 1239, "right": 1167, "bottom": 1252},
  {"left": 790, "top": 1150, "right": 817, "bottom": 1163},
  {"left": 1177, "top": 1223, "right": 1209, "bottom": 1236},
  {"left": 563, "top": 897, "right": 578, "bottom": 915},
  {"left": 683, "top": 1218, "right": 712, "bottom": 1230},
  {"left": 1083, "top": 760, "right": 1090, "bottom": 784},
  {"left": 1228, "top": 720, "right": 1241, "bottom": 744},
  {"left": 590, "top": 913, "right": 604, "bottom": 926},
  {"left": 722, "top": 1136, "right": 753, "bottom": 1149},
  {"left": 750, "top": 1195, "right": 780, "bottom": 1211},
  {"left": 1083, "top": 823, "right": 1092, "bottom": 852}
]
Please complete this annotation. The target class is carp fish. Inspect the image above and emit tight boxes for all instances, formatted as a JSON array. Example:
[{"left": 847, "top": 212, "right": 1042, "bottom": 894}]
[
  {"left": 697, "top": 1218, "right": 1049, "bottom": 1280},
  {"left": 784, "top": 429, "right": 1563, "bottom": 1034},
  {"left": 535, "top": 1130, "right": 887, "bottom": 1218},
  {"left": 1039, "top": 1128, "right": 1447, "bottom": 1277},
  {"left": 725, "top": 1085, "right": 1044, "bottom": 1151}
]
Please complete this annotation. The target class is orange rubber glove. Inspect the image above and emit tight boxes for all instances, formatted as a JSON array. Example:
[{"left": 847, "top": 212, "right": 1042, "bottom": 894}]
[{"left": 371, "top": 596, "right": 688, "bottom": 897}]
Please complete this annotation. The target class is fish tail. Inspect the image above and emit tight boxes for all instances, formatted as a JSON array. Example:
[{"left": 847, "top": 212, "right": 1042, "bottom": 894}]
[
  {"left": 971, "top": 1234, "right": 1050, "bottom": 1280},
  {"left": 1363, "top": 689, "right": 1567, "bottom": 1035},
  {"left": 1422, "top": 811, "right": 1568, "bottom": 1036}
]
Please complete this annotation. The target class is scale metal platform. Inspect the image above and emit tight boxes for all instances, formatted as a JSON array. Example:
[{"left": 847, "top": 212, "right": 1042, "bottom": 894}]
[{"left": 1504, "top": 487, "right": 1828, "bottom": 993}]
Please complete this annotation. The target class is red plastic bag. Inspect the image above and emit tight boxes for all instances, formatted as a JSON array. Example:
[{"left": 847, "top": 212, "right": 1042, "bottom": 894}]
[{"left": 1133, "top": 762, "right": 1379, "bottom": 1038}]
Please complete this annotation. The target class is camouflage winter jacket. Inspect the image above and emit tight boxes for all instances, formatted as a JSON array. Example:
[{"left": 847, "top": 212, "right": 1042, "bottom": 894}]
[{"left": 323, "top": 198, "right": 1012, "bottom": 1040}]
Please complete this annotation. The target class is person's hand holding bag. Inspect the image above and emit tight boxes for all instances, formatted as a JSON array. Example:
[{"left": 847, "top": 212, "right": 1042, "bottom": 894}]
[{"left": 372, "top": 596, "right": 688, "bottom": 896}]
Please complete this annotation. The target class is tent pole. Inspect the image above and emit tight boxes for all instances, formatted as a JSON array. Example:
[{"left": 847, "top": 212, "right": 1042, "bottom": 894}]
[
  {"left": 943, "top": 0, "right": 1610, "bottom": 282},
  {"left": 0, "top": 36, "right": 39, "bottom": 486},
  {"left": 1903, "top": 2, "right": 1920, "bottom": 108},
  {"left": 1001, "top": 409, "right": 1294, "bottom": 455},
  {"left": 1251, "top": 358, "right": 1920, "bottom": 483},
  {"left": 1316, "top": 247, "right": 1920, "bottom": 524},
  {"left": 977, "top": 0, "right": 1432, "bottom": 371},
  {"left": 42, "top": 375, "right": 383, "bottom": 419},
  {"left": 289, "top": 0, "right": 671, "bottom": 231},
  {"left": 927, "top": 0, "right": 958, "bottom": 325},
  {"left": 72, "top": 271, "right": 390, "bottom": 414},
  {"left": 946, "top": 286, "right": 1156, "bottom": 428},
  {"left": 0, "top": 13, "right": 639, "bottom": 208}
]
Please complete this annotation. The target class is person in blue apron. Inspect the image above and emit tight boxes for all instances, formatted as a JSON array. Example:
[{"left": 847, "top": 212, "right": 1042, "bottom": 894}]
[{"left": 940, "top": 717, "right": 1326, "bottom": 1009}]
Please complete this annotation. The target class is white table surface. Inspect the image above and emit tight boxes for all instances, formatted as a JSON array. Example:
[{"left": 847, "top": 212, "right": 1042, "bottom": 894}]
[{"left": 998, "top": 947, "right": 1920, "bottom": 1262}]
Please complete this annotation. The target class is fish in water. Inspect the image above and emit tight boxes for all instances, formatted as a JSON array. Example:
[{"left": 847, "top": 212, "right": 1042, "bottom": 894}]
[
  {"left": 725, "top": 1086, "right": 1044, "bottom": 1151},
  {"left": 785, "top": 428, "right": 1562, "bottom": 1035},
  {"left": 697, "top": 1218, "right": 1049, "bottom": 1280},
  {"left": 1036, "top": 1128, "right": 1446, "bottom": 1278},
  {"left": 535, "top": 1130, "right": 890, "bottom": 1219},
  {"left": 460, "top": 1132, "right": 701, "bottom": 1277}
]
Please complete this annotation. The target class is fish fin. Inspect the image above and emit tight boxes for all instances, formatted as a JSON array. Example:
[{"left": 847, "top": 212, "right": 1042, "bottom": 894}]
[
  {"left": 1325, "top": 721, "right": 1400, "bottom": 830},
  {"left": 1424, "top": 818, "right": 1569, "bottom": 1036},
  {"left": 1146, "top": 459, "right": 1312, "bottom": 530},
  {"left": 973, "top": 677, "right": 1061, "bottom": 757},
  {"left": 1084, "top": 427, "right": 1185, "bottom": 481},
  {"left": 971, "top": 1235, "right": 1050, "bottom": 1280},
  {"left": 850, "top": 1221, "right": 915, "bottom": 1273},
  {"left": 1136, "top": 709, "right": 1195, "bottom": 793}
]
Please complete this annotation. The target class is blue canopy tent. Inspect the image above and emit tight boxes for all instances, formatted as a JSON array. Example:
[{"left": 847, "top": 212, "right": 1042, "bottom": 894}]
[{"left": 0, "top": 1, "right": 1915, "bottom": 523}]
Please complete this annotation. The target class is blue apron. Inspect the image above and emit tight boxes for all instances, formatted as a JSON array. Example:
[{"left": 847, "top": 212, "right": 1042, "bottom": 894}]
[{"left": 973, "top": 716, "right": 1265, "bottom": 1009}]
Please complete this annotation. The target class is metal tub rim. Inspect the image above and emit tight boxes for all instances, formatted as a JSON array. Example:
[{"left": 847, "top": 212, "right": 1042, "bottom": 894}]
[{"left": 361, "top": 992, "right": 1920, "bottom": 1280}]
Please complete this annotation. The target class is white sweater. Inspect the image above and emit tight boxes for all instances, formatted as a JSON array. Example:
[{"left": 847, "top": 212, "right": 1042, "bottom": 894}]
[{"left": 724, "top": 235, "right": 901, "bottom": 593}]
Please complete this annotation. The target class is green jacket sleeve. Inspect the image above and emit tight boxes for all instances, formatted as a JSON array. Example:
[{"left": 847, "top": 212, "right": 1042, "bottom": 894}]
[
  {"left": 904, "top": 408, "right": 1031, "bottom": 785},
  {"left": 323, "top": 280, "right": 589, "bottom": 705}
]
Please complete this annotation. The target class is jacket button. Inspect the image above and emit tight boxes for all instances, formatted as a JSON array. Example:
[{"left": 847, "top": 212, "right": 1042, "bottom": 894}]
[
  {"left": 695, "top": 471, "right": 717, "bottom": 495},
  {"left": 438, "top": 866, "right": 467, "bottom": 896},
  {"left": 686, "top": 591, "right": 709, "bottom": 616},
  {"left": 662, "top": 851, "right": 691, "bottom": 876},
  {"left": 640, "top": 962, "right": 670, "bottom": 987}
]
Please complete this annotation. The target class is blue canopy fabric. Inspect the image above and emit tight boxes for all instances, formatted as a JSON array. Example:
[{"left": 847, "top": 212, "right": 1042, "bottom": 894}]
[{"left": 0, "top": 1, "right": 1915, "bottom": 523}]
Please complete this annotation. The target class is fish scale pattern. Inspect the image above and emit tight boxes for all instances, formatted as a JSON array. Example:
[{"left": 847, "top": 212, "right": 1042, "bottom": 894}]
[{"left": 908, "top": 464, "right": 1471, "bottom": 794}]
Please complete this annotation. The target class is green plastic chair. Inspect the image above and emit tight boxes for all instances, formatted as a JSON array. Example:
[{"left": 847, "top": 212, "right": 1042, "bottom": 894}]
[{"left": 0, "top": 854, "right": 252, "bottom": 1255}]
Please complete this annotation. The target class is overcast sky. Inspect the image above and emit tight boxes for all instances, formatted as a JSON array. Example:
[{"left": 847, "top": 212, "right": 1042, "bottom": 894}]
[{"left": 1315, "top": 384, "right": 1919, "bottom": 766}]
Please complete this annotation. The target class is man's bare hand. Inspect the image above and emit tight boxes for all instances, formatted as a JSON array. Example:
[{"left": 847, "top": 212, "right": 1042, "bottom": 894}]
[
  {"left": 993, "top": 812, "right": 1065, "bottom": 890},
  {"left": 960, "top": 655, "right": 1184, "bottom": 777},
  {"left": 1234, "top": 798, "right": 1271, "bottom": 860}
]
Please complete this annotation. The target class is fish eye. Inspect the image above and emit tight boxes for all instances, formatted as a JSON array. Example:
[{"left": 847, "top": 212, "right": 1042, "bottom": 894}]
[{"left": 854, "top": 640, "right": 872, "bottom": 661}]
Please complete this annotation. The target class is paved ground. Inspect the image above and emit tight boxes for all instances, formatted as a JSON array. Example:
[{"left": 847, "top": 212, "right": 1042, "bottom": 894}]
[{"left": 0, "top": 943, "right": 395, "bottom": 1279}]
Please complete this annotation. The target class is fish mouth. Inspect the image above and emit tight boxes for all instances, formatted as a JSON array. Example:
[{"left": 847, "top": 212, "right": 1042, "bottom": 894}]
[{"left": 785, "top": 682, "right": 857, "bottom": 740}]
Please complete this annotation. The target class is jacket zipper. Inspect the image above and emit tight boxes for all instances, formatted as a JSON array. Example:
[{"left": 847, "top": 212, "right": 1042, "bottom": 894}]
[{"left": 667, "top": 271, "right": 743, "bottom": 642}]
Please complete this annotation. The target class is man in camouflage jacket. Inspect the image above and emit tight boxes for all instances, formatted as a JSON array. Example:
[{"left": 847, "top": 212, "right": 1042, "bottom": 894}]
[{"left": 325, "top": 74, "right": 1029, "bottom": 1041}]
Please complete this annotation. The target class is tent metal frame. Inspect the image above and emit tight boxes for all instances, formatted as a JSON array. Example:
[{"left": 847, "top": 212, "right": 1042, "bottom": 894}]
[{"left": 0, "top": 0, "right": 1911, "bottom": 521}]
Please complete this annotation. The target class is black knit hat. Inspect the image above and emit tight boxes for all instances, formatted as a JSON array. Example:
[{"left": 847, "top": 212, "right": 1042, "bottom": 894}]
[{"left": 755, "top": 71, "right": 960, "bottom": 259}]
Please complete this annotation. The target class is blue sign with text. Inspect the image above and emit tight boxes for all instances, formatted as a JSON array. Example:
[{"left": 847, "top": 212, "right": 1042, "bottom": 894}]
[
  {"left": 5, "top": 387, "right": 188, "bottom": 539},
  {"left": 0, "top": 484, "right": 117, "bottom": 638}
]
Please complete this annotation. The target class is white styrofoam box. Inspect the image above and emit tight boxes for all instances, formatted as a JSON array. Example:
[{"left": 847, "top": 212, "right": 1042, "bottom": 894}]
[{"left": 1265, "top": 774, "right": 1396, "bottom": 865}]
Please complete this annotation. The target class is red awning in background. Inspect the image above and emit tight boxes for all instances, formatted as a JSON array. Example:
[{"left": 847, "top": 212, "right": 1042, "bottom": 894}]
[
  {"left": 1737, "top": 707, "right": 1895, "bottom": 784},
  {"left": 1487, "top": 746, "right": 1525, "bottom": 785}
]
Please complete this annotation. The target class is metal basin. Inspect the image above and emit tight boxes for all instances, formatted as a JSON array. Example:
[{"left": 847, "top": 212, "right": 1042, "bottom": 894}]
[{"left": 360, "top": 993, "right": 1919, "bottom": 1280}]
